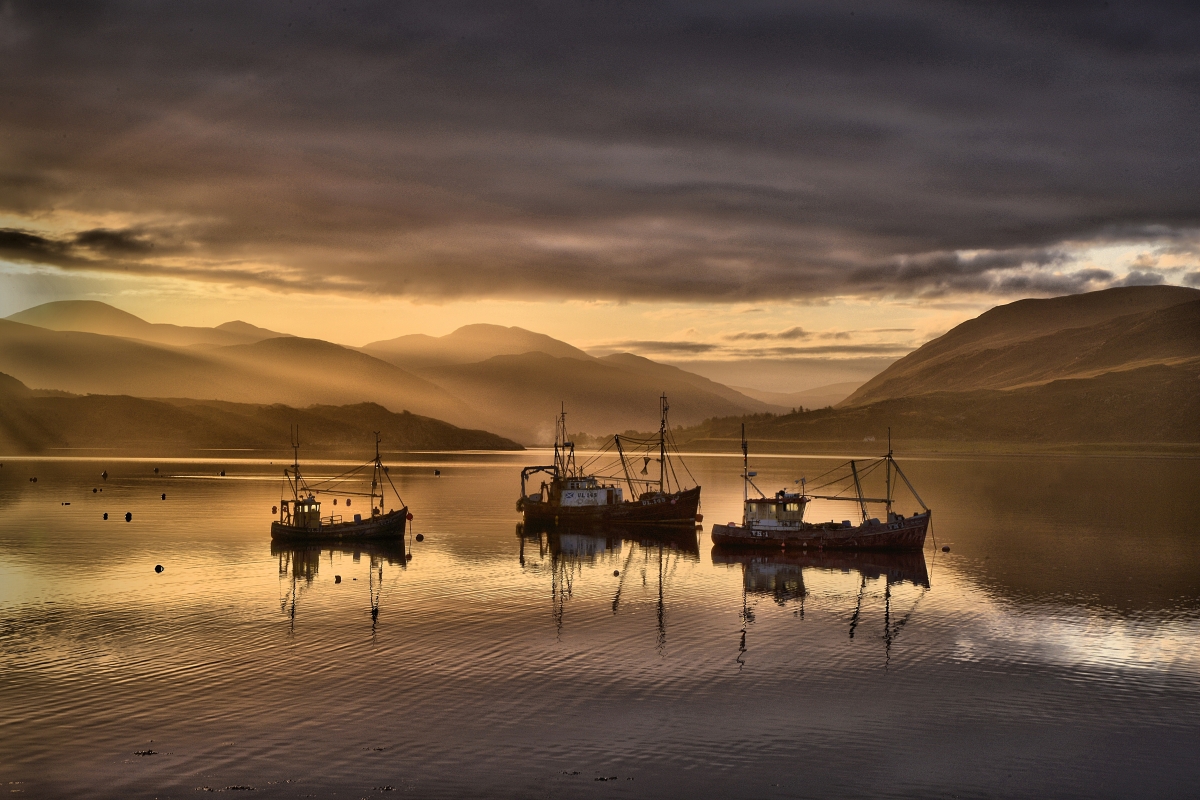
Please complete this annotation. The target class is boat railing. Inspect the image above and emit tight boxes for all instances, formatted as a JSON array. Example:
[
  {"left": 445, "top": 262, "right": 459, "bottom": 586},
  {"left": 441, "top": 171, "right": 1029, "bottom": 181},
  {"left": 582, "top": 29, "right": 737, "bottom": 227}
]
[{"left": 323, "top": 515, "right": 343, "bottom": 526}]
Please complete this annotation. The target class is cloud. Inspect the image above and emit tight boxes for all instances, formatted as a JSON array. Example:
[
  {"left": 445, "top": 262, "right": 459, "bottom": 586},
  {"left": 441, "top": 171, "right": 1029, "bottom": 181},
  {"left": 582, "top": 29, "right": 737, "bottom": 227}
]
[
  {"left": 1, "top": 2, "right": 1199, "bottom": 302},
  {"left": 725, "top": 326, "right": 809, "bottom": 341},
  {"left": 603, "top": 340, "right": 720, "bottom": 354},
  {"left": 1116, "top": 270, "right": 1165, "bottom": 287},
  {"left": 1184, "top": 271, "right": 1200, "bottom": 288}
]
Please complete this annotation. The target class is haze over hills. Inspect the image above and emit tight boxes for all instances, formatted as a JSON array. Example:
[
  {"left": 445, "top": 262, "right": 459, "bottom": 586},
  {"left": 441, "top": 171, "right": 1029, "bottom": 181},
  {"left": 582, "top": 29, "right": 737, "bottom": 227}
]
[
  {"left": 732, "top": 382, "right": 862, "bottom": 410},
  {"left": 0, "top": 372, "right": 520, "bottom": 454},
  {"left": 364, "top": 324, "right": 591, "bottom": 369},
  {"left": 842, "top": 286, "right": 1200, "bottom": 406},
  {"left": 6, "top": 300, "right": 291, "bottom": 347}
]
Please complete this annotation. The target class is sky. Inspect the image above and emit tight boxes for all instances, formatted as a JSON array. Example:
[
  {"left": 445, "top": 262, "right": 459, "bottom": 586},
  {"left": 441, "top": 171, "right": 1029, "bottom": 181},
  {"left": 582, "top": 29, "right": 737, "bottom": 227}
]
[{"left": 1, "top": 1, "right": 1198, "bottom": 392}]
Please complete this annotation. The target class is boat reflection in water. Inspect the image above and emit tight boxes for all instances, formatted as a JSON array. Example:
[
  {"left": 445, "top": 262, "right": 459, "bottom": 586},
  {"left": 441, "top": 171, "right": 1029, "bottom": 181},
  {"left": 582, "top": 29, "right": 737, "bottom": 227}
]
[
  {"left": 712, "top": 545, "right": 930, "bottom": 667},
  {"left": 271, "top": 539, "right": 408, "bottom": 635},
  {"left": 517, "top": 522, "right": 699, "bottom": 646}
]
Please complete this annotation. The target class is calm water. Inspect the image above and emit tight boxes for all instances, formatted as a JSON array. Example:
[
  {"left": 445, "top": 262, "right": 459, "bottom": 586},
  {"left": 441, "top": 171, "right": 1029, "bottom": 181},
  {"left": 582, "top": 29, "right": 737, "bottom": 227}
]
[{"left": 1, "top": 451, "right": 1198, "bottom": 799}]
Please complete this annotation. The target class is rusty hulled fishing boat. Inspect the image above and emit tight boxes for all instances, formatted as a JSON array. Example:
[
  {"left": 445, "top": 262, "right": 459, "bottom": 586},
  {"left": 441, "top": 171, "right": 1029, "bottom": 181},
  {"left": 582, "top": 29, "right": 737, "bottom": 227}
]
[
  {"left": 710, "top": 428, "right": 930, "bottom": 550},
  {"left": 518, "top": 395, "right": 701, "bottom": 529},
  {"left": 271, "top": 430, "right": 411, "bottom": 542}
]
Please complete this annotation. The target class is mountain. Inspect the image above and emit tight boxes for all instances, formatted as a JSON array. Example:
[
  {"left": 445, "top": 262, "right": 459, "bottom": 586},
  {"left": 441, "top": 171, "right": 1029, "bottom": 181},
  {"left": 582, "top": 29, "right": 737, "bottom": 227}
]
[
  {"left": 364, "top": 323, "right": 591, "bottom": 369},
  {"left": 0, "top": 319, "right": 473, "bottom": 424},
  {"left": 6, "top": 300, "right": 291, "bottom": 347},
  {"left": 420, "top": 352, "right": 780, "bottom": 442},
  {"left": 732, "top": 382, "right": 862, "bottom": 410},
  {"left": 0, "top": 373, "right": 520, "bottom": 454},
  {"left": 842, "top": 286, "right": 1200, "bottom": 407}
]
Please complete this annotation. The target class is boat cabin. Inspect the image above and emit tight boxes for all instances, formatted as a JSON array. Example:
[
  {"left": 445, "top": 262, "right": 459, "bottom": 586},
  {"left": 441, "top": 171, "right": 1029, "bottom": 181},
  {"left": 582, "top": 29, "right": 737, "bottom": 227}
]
[
  {"left": 560, "top": 476, "right": 624, "bottom": 507},
  {"left": 745, "top": 492, "right": 809, "bottom": 528},
  {"left": 284, "top": 497, "right": 322, "bottom": 529}
]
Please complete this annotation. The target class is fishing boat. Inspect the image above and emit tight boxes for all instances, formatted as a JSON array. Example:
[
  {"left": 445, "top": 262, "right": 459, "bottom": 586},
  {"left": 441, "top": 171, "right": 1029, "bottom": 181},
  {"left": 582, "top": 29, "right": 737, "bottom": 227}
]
[
  {"left": 517, "top": 395, "right": 701, "bottom": 529},
  {"left": 710, "top": 427, "right": 930, "bottom": 550},
  {"left": 271, "top": 429, "right": 411, "bottom": 541}
]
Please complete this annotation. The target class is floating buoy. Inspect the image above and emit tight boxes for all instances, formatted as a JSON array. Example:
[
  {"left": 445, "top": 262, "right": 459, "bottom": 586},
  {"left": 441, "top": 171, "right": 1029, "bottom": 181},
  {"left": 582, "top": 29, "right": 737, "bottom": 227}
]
[
  {"left": 155, "top": 564, "right": 164, "bottom": 574},
  {"left": 415, "top": 533, "right": 424, "bottom": 542},
  {"left": 942, "top": 545, "right": 950, "bottom": 552},
  {"left": 405, "top": 553, "right": 412, "bottom": 561},
  {"left": 101, "top": 471, "right": 108, "bottom": 480},
  {"left": 406, "top": 512, "right": 413, "bottom": 521},
  {"left": 434, "top": 469, "right": 440, "bottom": 477},
  {"left": 103, "top": 512, "right": 108, "bottom": 520},
  {"left": 93, "top": 488, "right": 97, "bottom": 493},
  {"left": 125, "top": 512, "right": 132, "bottom": 522},
  {"left": 334, "top": 575, "right": 341, "bottom": 584},
  {"left": 272, "top": 506, "right": 278, "bottom": 514},
  {"left": 153, "top": 467, "right": 159, "bottom": 474},
  {"left": 346, "top": 499, "right": 351, "bottom": 507},
  {"left": 613, "top": 570, "right": 620, "bottom": 577},
  {"left": 161, "top": 493, "right": 166, "bottom": 500},
  {"left": 333, "top": 498, "right": 337, "bottom": 505},
  {"left": 61, "top": 502, "right": 70, "bottom": 506},
  {"left": 219, "top": 470, "right": 225, "bottom": 477}
]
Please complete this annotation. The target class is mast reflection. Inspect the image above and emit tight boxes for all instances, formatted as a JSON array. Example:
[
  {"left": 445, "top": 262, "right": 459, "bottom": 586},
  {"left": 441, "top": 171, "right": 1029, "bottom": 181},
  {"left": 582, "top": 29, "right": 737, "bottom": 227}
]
[
  {"left": 272, "top": 539, "right": 408, "bottom": 634},
  {"left": 712, "top": 545, "right": 930, "bottom": 666},
  {"left": 517, "top": 522, "right": 699, "bottom": 646}
]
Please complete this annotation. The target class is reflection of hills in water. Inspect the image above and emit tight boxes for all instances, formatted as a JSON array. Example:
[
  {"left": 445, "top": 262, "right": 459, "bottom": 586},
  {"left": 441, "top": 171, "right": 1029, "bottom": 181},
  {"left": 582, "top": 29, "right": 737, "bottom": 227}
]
[{"left": 271, "top": 539, "right": 408, "bottom": 633}]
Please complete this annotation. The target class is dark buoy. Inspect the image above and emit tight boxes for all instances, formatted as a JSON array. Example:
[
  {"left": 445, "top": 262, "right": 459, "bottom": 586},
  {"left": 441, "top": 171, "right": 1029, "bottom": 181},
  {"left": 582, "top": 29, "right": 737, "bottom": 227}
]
[
  {"left": 93, "top": 488, "right": 98, "bottom": 493},
  {"left": 101, "top": 470, "right": 108, "bottom": 480},
  {"left": 334, "top": 575, "right": 341, "bottom": 584},
  {"left": 333, "top": 498, "right": 337, "bottom": 505},
  {"left": 434, "top": 469, "right": 440, "bottom": 477},
  {"left": 103, "top": 512, "right": 108, "bottom": 520},
  {"left": 155, "top": 564, "right": 164, "bottom": 574},
  {"left": 942, "top": 545, "right": 950, "bottom": 552},
  {"left": 125, "top": 512, "right": 132, "bottom": 522},
  {"left": 415, "top": 533, "right": 424, "bottom": 542},
  {"left": 346, "top": 499, "right": 351, "bottom": 507},
  {"left": 272, "top": 505, "right": 278, "bottom": 514},
  {"left": 161, "top": 493, "right": 166, "bottom": 500},
  {"left": 613, "top": 570, "right": 620, "bottom": 577},
  {"left": 153, "top": 467, "right": 159, "bottom": 474},
  {"left": 405, "top": 553, "right": 412, "bottom": 560},
  {"left": 219, "top": 470, "right": 225, "bottom": 477}
]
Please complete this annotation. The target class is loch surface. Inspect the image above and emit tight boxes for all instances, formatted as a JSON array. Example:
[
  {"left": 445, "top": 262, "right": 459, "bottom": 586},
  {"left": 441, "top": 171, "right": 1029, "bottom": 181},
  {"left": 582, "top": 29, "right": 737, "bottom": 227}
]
[{"left": 1, "top": 452, "right": 1198, "bottom": 798}]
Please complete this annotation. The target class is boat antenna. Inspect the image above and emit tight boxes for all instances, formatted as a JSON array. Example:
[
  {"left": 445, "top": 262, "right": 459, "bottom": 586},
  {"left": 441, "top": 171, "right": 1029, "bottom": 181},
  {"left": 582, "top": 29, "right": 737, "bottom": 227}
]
[{"left": 741, "top": 423, "right": 748, "bottom": 505}]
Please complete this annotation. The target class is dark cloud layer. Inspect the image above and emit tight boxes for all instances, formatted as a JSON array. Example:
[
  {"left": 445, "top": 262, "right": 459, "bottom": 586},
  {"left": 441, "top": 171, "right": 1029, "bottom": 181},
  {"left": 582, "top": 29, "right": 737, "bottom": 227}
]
[{"left": 1, "top": 1, "right": 1199, "bottom": 301}]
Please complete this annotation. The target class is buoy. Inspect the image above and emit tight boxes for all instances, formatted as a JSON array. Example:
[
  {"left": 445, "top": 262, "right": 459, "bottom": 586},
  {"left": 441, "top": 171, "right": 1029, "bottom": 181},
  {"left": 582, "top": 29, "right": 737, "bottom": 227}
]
[
  {"left": 103, "top": 512, "right": 108, "bottom": 520},
  {"left": 335, "top": 575, "right": 341, "bottom": 584},
  {"left": 125, "top": 512, "right": 132, "bottom": 522},
  {"left": 405, "top": 512, "right": 413, "bottom": 521},
  {"left": 333, "top": 498, "right": 337, "bottom": 505},
  {"left": 415, "top": 533, "right": 424, "bottom": 542},
  {"left": 346, "top": 499, "right": 351, "bottom": 507},
  {"left": 942, "top": 545, "right": 950, "bottom": 552},
  {"left": 161, "top": 493, "right": 166, "bottom": 500},
  {"left": 219, "top": 470, "right": 225, "bottom": 477},
  {"left": 101, "top": 471, "right": 108, "bottom": 480},
  {"left": 405, "top": 553, "right": 412, "bottom": 560},
  {"left": 272, "top": 506, "right": 278, "bottom": 514},
  {"left": 613, "top": 570, "right": 620, "bottom": 577},
  {"left": 434, "top": 469, "right": 440, "bottom": 477},
  {"left": 93, "top": 488, "right": 97, "bottom": 493},
  {"left": 155, "top": 564, "right": 164, "bottom": 573},
  {"left": 153, "top": 467, "right": 159, "bottom": 474}
]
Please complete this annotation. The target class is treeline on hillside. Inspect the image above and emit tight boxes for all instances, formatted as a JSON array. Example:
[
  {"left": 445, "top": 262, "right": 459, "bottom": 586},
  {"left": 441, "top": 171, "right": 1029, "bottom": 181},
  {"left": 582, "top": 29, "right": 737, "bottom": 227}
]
[
  {"left": 672, "top": 363, "right": 1200, "bottom": 447},
  {"left": 0, "top": 375, "right": 522, "bottom": 454}
]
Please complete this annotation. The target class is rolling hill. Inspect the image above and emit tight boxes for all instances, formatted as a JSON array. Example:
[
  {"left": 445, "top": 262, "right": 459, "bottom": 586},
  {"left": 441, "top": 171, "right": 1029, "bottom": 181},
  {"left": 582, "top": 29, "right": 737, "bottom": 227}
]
[
  {"left": 363, "top": 323, "right": 592, "bottom": 369},
  {"left": 6, "top": 300, "right": 291, "bottom": 347},
  {"left": 0, "top": 373, "right": 521, "bottom": 454},
  {"left": 842, "top": 285, "right": 1200, "bottom": 406}
]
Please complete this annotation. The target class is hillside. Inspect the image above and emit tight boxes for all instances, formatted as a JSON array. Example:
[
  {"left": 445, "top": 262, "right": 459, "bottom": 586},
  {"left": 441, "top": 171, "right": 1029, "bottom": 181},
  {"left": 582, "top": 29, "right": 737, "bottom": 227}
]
[
  {"left": 675, "top": 362, "right": 1200, "bottom": 450},
  {"left": 843, "top": 286, "right": 1200, "bottom": 406},
  {"left": 419, "top": 352, "right": 779, "bottom": 442},
  {"left": 0, "top": 374, "right": 521, "bottom": 454},
  {"left": 6, "top": 300, "right": 291, "bottom": 347},
  {"left": 0, "top": 319, "right": 473, "bottom": 424},
  {"left": 732, "top": 382, "right": 861, "bottom": 410}
]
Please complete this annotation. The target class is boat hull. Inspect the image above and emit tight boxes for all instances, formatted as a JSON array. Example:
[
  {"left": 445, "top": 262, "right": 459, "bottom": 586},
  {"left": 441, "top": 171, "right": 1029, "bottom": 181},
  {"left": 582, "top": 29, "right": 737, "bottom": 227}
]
[
  {"left": 522, "top": 486, "right": 701, "bottom": 529},
  {"left": 710, "top": 511, "right": 929, "bottom": 551},
  {"left": 271, "top": 507, "right": 409, "bottom": 541}
]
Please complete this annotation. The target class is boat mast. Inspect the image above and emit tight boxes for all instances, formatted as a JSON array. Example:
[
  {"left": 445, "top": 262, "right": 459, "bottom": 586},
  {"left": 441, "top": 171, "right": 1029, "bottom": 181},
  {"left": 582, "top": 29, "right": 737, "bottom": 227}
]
[
  {"left": 885, "top": 427, "right": 893, "bottom": 514},
  {"left": 849, "top": 459, "right": 869, "bottom": 523},
  {"left": 290, "top": 425, "right": 301, "bottom": 503},
  {"left": 741, "top": 423, "right": 748, "bottom": 505},
  {"left": 614, "top": 435, "right": 638, "bottom": 500},
  {"left": 553, "top": 402, "right": 576, "bottom": 480},
  {"left": 659, "top": 393, "right": 668, "bottom": 494},
  {"left": 372, "top": 431, "right": 383, "bottom": 514}
]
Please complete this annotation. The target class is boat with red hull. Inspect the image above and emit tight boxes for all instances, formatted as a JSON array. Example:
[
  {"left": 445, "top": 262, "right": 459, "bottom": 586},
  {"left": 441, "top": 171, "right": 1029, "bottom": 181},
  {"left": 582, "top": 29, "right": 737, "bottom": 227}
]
[
  {"left": 710, "top": 427, "right": 930, "bottom": 551},
  {"left": 518, "top": 395, "right": 701, "bottom": 529}
]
